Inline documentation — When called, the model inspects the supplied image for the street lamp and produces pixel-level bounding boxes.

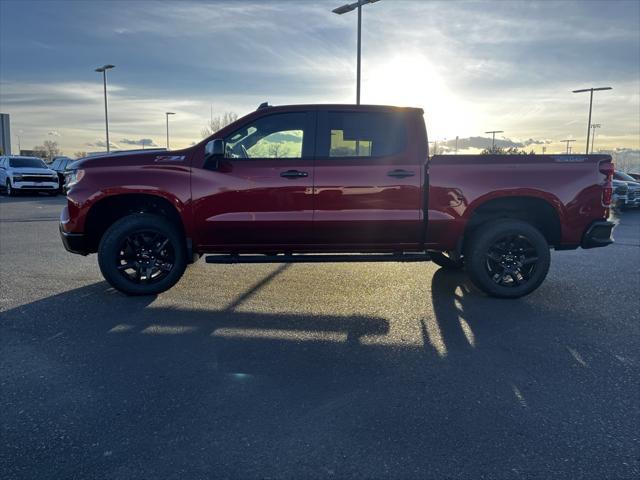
[165,112,175,149]
[561,139,575,154]
[332,0,381,105]
[485,130,504,151]
[590,123,601,154]
[95,64,115,152]
[572,86,612,154]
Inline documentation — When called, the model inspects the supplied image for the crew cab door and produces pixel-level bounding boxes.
[191,110,316,249]
[312,109,424,247]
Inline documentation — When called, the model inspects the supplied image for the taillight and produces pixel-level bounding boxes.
[599,160,614,207]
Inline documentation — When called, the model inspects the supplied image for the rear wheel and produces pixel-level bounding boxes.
[98,213,187,296]
[429,251,464,270]
[465,219,550,298]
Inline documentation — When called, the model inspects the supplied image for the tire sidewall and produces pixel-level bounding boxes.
[466,220,550,299]
[98,213,187,296]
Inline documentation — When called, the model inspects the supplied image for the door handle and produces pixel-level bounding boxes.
[280,170,309,179]
[387,169,415,178]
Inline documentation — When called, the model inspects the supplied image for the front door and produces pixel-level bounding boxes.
[312,109,423,248]
[192,110,316,250]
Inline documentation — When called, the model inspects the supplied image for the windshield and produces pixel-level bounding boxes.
[615,171,637,182]
[9,158,47,169]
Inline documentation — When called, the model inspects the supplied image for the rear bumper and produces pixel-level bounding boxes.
[59,223,89,255]
[581,220,615,249]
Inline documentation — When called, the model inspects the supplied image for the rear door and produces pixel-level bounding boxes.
[312,109,424,248]
[191,110,316,249]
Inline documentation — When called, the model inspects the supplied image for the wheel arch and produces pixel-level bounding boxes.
[84,193,189,255]
[462,194,563,250]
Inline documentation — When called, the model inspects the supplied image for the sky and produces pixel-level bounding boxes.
[0,0,639,157]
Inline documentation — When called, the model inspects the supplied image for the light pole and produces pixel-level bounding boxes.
[572,86,612,154]
[95,64,115,152]
[332,0,381,105]
[561,139,575,154]
[590,123,601,153]
[485,130,504,151]
[165,112,175,149]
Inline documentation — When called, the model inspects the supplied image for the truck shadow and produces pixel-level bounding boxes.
[1,267,631,479]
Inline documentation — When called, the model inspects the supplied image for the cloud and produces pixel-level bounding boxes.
[86,140,120,149]
[439,136,526,151]
[47,130,60,137]
[120,138,158,147]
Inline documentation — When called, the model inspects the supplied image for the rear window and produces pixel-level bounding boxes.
[327,111,406,158]
[9,158,47,168]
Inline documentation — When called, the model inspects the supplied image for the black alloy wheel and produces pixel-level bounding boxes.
[465,219,550,298]
[484,234,538,287]
[116,230,176,285]
[98,213,187,296]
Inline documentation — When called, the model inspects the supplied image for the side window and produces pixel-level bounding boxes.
[224,112,308,159]
[327,111,406,158]
[52,159,61,170]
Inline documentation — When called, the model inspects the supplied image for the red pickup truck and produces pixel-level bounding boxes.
[60,104,615,298]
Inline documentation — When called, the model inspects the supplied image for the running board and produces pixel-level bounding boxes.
[205,252,430,264]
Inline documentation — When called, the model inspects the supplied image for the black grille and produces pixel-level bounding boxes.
[18,175,56,182]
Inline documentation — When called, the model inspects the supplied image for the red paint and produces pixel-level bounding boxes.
[61,104,612,256]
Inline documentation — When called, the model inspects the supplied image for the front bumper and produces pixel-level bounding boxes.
[59,223,89,255]
[581,220,615,249]
[13,181,58,190]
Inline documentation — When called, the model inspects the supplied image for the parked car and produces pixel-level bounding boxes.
[60,103,615,299]
[614,171,640,208]
[0,155,59,196]
[50,156,75,192]
[612,180,628,210]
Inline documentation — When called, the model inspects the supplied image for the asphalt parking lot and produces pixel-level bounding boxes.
[1,194,638,480]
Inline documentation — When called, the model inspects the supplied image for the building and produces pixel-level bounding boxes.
[0,113,10,155]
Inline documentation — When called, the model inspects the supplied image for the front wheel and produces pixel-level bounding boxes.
[6,181,14,196]
[98,213,187,296]
[465,219,550,299]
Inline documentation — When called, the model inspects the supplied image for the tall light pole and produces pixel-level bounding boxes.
[165,112,175,149]
[95,64,115,152]
[572,86,612,154]
[561,139,575,154]
[590,123,601,153]
[485,130,504,151]
[332,0,381,105]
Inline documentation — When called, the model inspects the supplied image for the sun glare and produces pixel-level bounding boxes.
[364,54,477,140]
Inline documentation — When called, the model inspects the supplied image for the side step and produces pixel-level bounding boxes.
[205,252,431,264]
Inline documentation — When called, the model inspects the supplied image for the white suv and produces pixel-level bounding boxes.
[0,156,59,196]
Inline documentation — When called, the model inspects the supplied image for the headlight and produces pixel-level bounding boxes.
[13,174,22,181]
[65,169,85,187]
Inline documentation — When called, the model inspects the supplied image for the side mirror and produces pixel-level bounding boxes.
[204,139,225,170]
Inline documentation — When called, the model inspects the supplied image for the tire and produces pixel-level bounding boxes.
[464,219,550,299]
[6,180,14,196]
[429,251,464,270]
[98,213,187,296]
